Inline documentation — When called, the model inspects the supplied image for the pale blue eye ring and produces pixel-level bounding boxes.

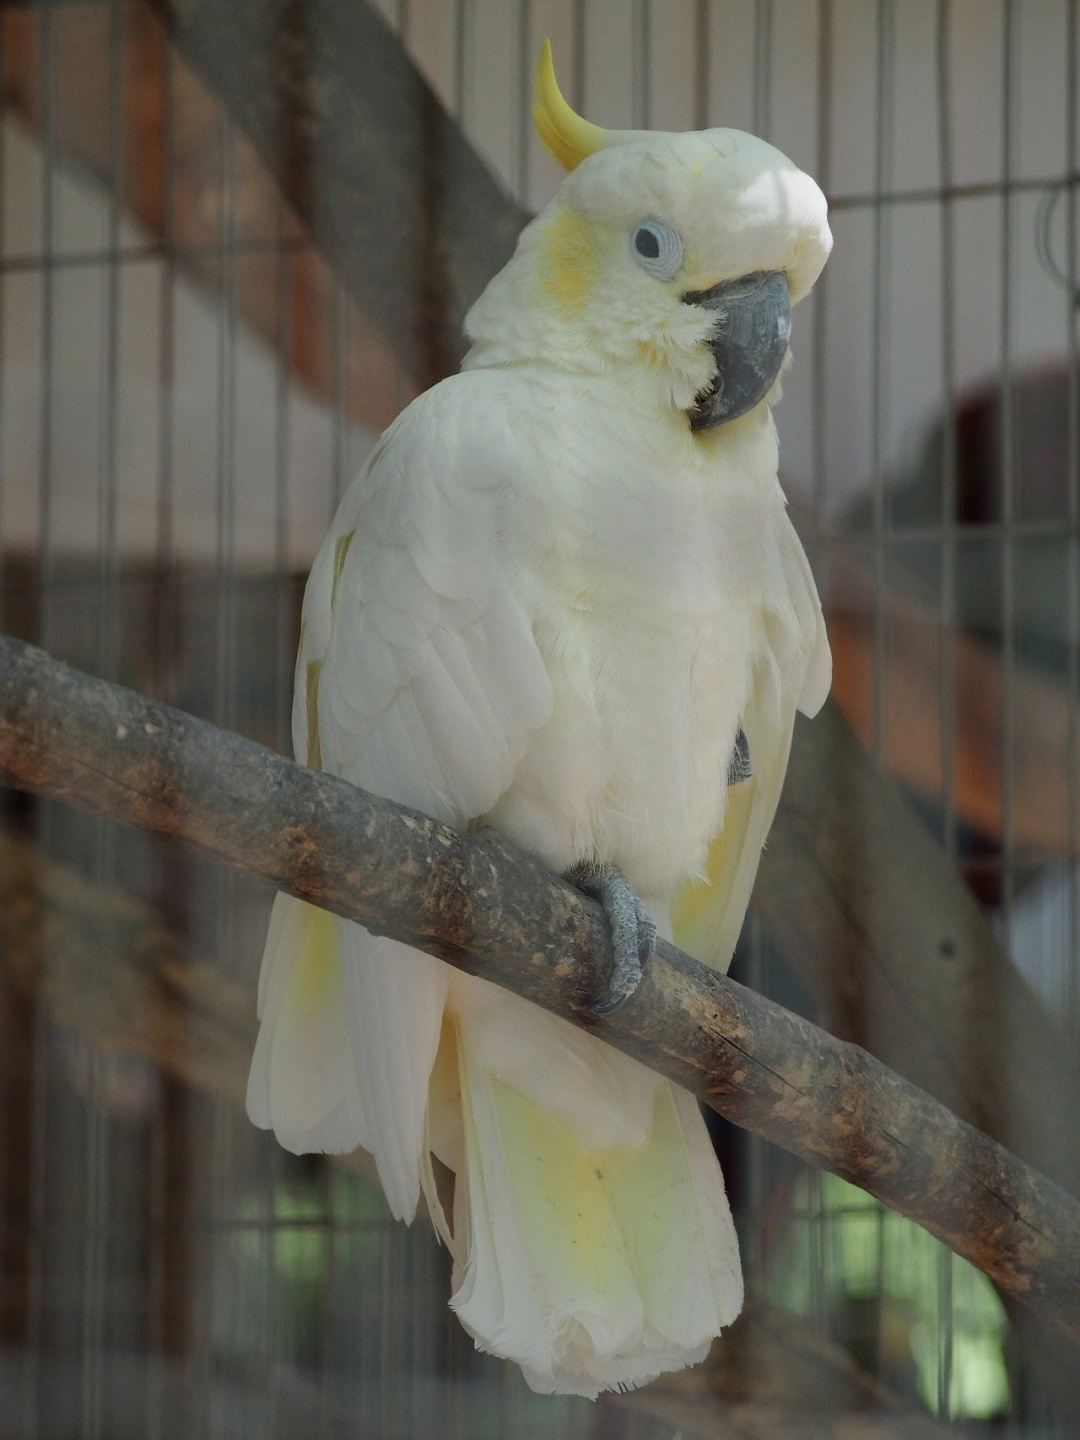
[630,219,685,280]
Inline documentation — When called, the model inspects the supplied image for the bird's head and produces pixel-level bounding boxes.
[464,43,832,430]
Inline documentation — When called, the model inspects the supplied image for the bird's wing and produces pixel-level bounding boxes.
[670,508,830,972]
[316,381,554,821]
[248,376,554,1219]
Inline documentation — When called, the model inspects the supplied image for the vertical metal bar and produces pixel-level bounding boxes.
[753,0,772,138]
[0,24,7,1389]
[25,9,58,1435]
[998,0,1025,1409]
[37,9,56,630]
[868,0,896,1376]
[273,221,294,754]
[99,0,122,687]
[935,4,959,897]
[810,0,832,563]
[934,0,958,1414]
[572,0,586,116]
[157,39,176,585]
[207,103,240,1440]
[454,0,467,124]
[747,0,778,1317]
[799,0,835,1347]
[317,1169,335,1438]
[693,0,709,131]
[0,26,6,628]
[1064,0,1080,1037]
[869,0,893,761]
[215,132,238,736]
[81,8,125,1430]
[330,287,347,514]
[148,29,178,1440]
[517,0,531,203]
[1000,0,1017,947]
[81,1046,105,1440]
[635,0,650,131]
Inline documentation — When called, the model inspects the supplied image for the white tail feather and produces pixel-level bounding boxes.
[247,894,449,1222]
[250,909,741,1396]
[246,893,365,1155]
[427,979,742,1397]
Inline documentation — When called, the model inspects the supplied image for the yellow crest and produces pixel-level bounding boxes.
[532,40,606,172]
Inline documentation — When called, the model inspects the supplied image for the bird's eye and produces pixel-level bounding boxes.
[630,220,684,281]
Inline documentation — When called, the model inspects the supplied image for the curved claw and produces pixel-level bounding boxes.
[566,862,656,1013]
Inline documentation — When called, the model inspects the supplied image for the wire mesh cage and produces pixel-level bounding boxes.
[1,0,1079,1436]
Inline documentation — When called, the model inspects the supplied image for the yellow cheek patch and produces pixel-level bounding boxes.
[542,209,598,315]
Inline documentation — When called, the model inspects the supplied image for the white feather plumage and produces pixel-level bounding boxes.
[247,116,831,1397]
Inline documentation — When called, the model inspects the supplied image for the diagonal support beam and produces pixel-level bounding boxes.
[145,0,530,390]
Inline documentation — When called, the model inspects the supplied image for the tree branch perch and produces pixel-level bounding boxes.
[1,631,1079,1345]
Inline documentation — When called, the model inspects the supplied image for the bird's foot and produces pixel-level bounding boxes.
[565,861,656,1014]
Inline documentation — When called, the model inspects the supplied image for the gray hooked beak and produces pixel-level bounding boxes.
[683,270,792,430]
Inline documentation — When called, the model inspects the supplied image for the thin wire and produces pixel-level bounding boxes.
[0,42,8,1416]
[753,0,772,138]
[997,0,1029,1403]
[1059,0,1080,1043]
[0,55,6,624]
[205,105,241,1440]
[747,0,779,1319]
[99,0,122,687]
[25,9,57,1431]
[272,228,294,752]
[0,232,310,274]
[454,0,467,126]
[810,0,833,564]
[517,0,531,205]
[868,0,897,1377]
[330,286,347,514]
[572,0,586,116]
[81,9,125,1434]
[148,32,179,1436]
[693,0,709,131]
[821,515,1080,543]
[316,1159,335,1439]
[869,0,894,761]
[635,0,649,130]
[396,0,412,447]
[1000,0,1017,953]
[806,0,833,1330]
[157,46,177,607]
[5,173,1080,283]
[935,0,959,1409]
[215,123,238,732]
[828,172,1080,210]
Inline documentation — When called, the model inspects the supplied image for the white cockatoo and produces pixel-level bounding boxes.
[247,45,831,1398]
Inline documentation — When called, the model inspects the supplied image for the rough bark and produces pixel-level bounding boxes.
[1,630,1079,1348]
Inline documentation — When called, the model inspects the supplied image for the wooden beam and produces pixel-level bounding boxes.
[143,0,530,389]
[827,549,1077,855]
